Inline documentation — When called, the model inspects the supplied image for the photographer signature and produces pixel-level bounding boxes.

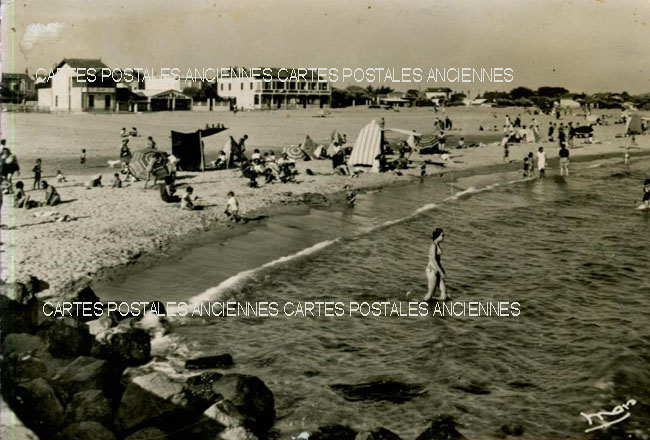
[580,399,636,433]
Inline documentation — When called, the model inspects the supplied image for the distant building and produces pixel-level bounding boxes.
[218,68,331,110]
[143,76,198,92]
[425,87,452,104]
[37,58,116,112]
[377,91,411,107]
[1,71,36,102]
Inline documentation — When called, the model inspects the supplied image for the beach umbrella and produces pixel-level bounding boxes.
[283,145,306,161]
[128,148,169,180]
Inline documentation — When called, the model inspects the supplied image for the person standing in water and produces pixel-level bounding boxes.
[559,144,570,176]
[536,147,546,178]
[423,228,448,301]
[642,179,650,209]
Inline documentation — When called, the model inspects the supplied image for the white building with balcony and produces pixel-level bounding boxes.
[218,68,330,110]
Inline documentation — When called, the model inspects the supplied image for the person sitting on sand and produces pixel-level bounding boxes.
[225,191,241,222]
[423,228,448,302]
[111,173,123,188]
[41,181,61,206]
[643,179,650,209]
[56,170,67,183]
[267,151,277,163]
[130,127,138,137]
[86,174,103,189]
[213,150,228,169]
[121,127,128,138]
[251,149,261,161]
[159,176,180,203]
[180,186,200,210]
[14,181,32,208]
[457,137,465,149]
[147,136,156,149]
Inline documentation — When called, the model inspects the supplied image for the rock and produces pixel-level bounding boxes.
[310,425,357,440]
[87,316,117,336]
[2,353,62,385]
[1,397,39,440]
[92,325,151,367]
[204,399,247,429]
[124,427,167,440]
[114,372,192,436]
[51,356,121,405]
[66,390,114,427]
[182,372,224,412]
[499,423,524,437]
[415,415,466,440]
[330,380,426,403]
[76,285,101,303]
[16,275,49,296]
[1,333,47,358]
[218,426,259,440]
[14,378,65,436]
[54,421,117,440]
[300,192,329,206]
[47,317,94,358]
[0,282,39,334]
[356,427,403,440]
[186,353,234,370]
[211,374,276,434]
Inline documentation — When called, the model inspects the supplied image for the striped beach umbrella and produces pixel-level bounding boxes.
[128,148,170,180]
[283,145,306,161]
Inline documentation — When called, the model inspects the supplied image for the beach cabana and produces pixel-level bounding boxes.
[349,119,383,171]
[626,114,644,135]
[171,126,228,171]
[129,148,169,180]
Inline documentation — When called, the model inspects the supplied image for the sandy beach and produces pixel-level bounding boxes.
[1,106,647,298]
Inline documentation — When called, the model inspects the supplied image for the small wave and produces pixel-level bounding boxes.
[186,239,339,307]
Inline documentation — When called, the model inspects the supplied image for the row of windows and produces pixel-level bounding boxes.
[219,81,329,92]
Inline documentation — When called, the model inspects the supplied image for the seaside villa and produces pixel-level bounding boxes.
[217,67,331,110]
[37,59,117,112]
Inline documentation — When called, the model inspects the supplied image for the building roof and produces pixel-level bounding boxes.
[1,73,33,81]
[426,87,452,93]
[56,58,111,70]
[135,89,190,99]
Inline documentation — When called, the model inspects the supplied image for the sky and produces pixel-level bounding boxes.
[2,0,650,95]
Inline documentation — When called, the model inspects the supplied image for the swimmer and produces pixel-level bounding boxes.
[643,179,650,209]
[423,228,449,301]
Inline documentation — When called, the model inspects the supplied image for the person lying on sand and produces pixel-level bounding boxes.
[41,181,61,206]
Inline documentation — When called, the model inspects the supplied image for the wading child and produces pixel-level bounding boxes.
[225,191,241,222]
[344,185,356,207]
[80,149,87,168]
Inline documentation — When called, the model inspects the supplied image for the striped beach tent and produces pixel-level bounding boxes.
[349,119,383,170]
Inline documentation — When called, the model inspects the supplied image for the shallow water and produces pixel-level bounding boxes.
[99,158,650,438]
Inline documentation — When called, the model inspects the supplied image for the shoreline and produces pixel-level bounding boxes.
[3,139,649,301]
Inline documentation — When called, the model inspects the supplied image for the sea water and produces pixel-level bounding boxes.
[98,157,650,438]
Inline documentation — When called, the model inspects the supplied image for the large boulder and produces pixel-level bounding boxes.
[0,281,39,335]
[124,427,167,440]
[46,317,94,358]
[92,325,151,367]
[1,333,47,358]
[211,374,275,435]
[181,372,224,412]
[113,372,191,436]
[310,425,357,440]
[51,356,122,405]
[415,415,466,440]
[186,353,234,370]
[14,378,66,436]
[204,399,247,429]
[54,421,117,440]
[65,389,114,427]
[356,427,403,440]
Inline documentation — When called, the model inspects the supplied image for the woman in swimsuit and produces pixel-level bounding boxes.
[424,228,448,301]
